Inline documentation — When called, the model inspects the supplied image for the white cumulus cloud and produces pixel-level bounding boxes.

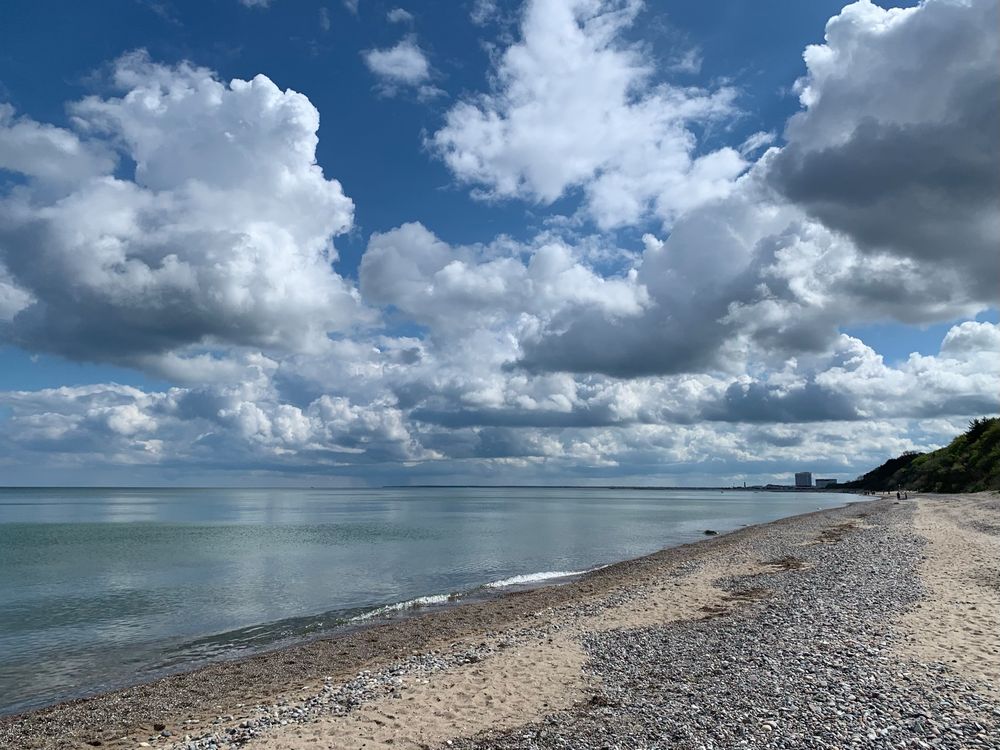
[768,0,999,300]
[0,103,115,183]
[387,7,413,23]
[363,38,438,97]
[431,0,747,229]
[514,0,999,378]
[0,52,363,365]
[360,222,649,332]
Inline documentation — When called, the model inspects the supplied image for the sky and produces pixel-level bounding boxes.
[0,0,997,486]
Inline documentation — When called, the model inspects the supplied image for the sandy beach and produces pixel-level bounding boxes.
[2,493,998,750]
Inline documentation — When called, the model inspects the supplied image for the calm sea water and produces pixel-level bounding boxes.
[0,486,857,715]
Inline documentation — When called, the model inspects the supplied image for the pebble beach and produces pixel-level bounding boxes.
[2,493,998,750]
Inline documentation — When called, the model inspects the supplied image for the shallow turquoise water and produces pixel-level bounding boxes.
[0,486,857,715]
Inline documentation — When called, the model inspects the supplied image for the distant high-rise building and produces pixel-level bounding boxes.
[795,471,813,488]
[815,478,837,488]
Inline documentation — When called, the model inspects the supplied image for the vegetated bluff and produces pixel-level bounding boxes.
[843,417,1000,493]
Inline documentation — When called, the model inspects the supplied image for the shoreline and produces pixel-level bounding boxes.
[0,494,861,719]
[5,493,998,749]
[0,497,869,748]
[0,568,589,721]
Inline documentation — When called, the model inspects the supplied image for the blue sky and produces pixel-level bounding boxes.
[3,1,886,248]
[0,0,996,485]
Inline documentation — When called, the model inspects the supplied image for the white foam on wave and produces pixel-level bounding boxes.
[351,594,452,622]
[349,565,609,624]
[484,570,587,589]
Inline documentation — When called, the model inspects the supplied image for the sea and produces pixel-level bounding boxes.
[0,486,859,716]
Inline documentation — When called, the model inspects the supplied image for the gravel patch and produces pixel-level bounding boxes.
[166,587,659,748]
[451,503,1000,749]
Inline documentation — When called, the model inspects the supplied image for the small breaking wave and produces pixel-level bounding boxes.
[484,570,588,588]
[347,567,605,625]
[350,594,454,622]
